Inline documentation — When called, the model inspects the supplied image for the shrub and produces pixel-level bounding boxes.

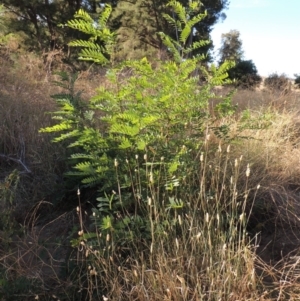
[40,2,261,299]
[264,72,290,92]
[41,1,235,198]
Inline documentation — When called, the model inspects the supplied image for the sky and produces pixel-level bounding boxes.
[210,0,300,78]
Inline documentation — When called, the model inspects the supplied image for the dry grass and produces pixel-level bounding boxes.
[0,56,64,204]
[66,136,262,301]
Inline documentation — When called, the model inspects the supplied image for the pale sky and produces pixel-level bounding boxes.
[210,0,300,78]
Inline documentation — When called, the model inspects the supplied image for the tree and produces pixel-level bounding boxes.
[0,0,96,51]
[228,60,262,89]
[108,0,229,61]
[108,0,167,61]
[0,4,26,53]
[2,0,229,64]
[218,29,243,65]
[217,30,262,89]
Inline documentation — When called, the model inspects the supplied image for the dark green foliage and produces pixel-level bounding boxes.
[0,170,20,241]
[264,73,290,92]
[294,73,300,88]
[228,60,262,89]
[1,0,79,51]
[109,0,167,61]
[108,0,229,61]
[2,0,228,65]
[0,275,38,301]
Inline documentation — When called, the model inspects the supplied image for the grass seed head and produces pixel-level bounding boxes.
[205,212,209,223]
[246,164,250,177]
[200,152,204,162]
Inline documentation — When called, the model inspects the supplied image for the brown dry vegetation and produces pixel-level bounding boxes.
[3,53,300,300]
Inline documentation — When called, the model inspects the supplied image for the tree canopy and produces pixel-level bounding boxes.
[0,0,96,51]
[108,0,229,61]
[217,30,261,89]
[1,0,229,63]
[218,29,243,65]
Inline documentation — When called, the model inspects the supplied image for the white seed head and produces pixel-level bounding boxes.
[234,158,238,167]
[205,212,209,223]
[149,172,154,183]
[77,189,80,196]
[200,152,204,162]
[246,164,250,177]
[114,158,118,167]
[90,268,98,276]
[178,214,182,225]
[227,145,230,153]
